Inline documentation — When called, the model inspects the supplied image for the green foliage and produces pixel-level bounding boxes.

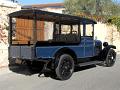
[64,0,120,32]
[64,0,96,15]
[64,0,120,15]
[108,16,120,31]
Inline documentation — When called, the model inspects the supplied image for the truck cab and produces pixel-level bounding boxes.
[8,9,116,80]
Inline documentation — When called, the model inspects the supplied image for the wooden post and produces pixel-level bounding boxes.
[70,25,73,34]
[83,24,86,36]
[9,17,12,45]
[92,24,94,38]
[78,23,80,36]
[59,21,61,34]
[33,11,37,44]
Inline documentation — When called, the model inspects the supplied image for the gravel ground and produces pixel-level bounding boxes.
[0,54,120,90]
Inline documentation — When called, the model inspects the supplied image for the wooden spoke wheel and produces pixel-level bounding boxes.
[104,49,116,67]
[55,54,74,80]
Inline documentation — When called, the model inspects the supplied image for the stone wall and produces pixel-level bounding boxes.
[106,25,120,52]
[0,6,120,67]
[94,22,120,52]
[0,3,21,68]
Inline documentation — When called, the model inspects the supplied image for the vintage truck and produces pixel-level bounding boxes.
[8,9,116,80]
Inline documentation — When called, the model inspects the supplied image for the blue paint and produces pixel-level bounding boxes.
[36,45,84,59]
[35,37,98,60]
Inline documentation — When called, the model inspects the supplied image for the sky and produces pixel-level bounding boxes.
[18,0,120,5]
[19,0,64,5]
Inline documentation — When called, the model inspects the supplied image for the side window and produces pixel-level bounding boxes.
[86,24,93,36]
[73,25,78,34]
[61,25,71,34]
[54,24,60,34]
[53,24,80,43]
[61,25,79,35]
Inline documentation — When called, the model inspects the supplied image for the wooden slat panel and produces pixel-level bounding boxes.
[15,18,32,44]
[14,18,44,44]
[37,21,44,41]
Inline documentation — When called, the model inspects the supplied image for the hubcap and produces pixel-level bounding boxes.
[60,58,73,78]
[107,53,115,65]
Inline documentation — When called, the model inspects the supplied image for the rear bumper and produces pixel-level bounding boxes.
[9,46,34,60]
[8,57,53,64]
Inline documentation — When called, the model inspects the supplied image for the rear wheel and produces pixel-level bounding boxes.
[55,54,74,80]
[103,49,116,67]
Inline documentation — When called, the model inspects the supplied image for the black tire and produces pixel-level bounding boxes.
[103,49,116,67]
[55,54,74,80]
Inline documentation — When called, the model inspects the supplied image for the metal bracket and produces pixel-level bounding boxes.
[38,62,51,77]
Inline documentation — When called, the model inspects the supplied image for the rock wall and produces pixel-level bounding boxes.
[94,22,120,52]
[0,5,120,67]
[106,25,120,52]
[0,2,21,68]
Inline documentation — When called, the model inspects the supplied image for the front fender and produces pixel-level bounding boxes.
[106,45,116,49]
[99,45,116,60]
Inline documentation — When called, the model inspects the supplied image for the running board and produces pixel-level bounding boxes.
[77,61,103,67]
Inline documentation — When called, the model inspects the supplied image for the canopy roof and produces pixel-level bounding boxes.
[9,9,97,25]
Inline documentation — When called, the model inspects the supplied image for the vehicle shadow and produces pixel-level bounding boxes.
[8,64,40,76]
[49,65,96,80]
[9,64,96,78]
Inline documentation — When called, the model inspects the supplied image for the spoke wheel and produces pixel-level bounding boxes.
[55,54,74,80]
[104,49,116,67]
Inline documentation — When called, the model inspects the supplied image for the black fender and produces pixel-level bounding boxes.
[103,42,116,49]
[99,44,116,61]
[105,45,116,49]
[54,47,77,64]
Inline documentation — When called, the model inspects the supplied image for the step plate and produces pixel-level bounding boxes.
[77,61,103,67]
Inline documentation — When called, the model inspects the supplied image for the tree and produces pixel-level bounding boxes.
[64,0,120,16]
[64,0,120,44]
[95,0,101,15]
[64,0,120,31]
[64,0,96,15]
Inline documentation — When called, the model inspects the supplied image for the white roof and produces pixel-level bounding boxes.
[0,0,18,7]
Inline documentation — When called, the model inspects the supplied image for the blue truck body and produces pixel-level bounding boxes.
[36,37,99,59]
[8,9,116,80]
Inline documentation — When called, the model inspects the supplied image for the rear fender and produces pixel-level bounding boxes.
[54,47,77,64]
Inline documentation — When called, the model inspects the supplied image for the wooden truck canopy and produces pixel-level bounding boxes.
[9,9,97,25]
[9,9,97,45]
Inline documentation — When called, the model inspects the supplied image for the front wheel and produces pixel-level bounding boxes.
[103,49,116,67]
[55,54,74,80]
